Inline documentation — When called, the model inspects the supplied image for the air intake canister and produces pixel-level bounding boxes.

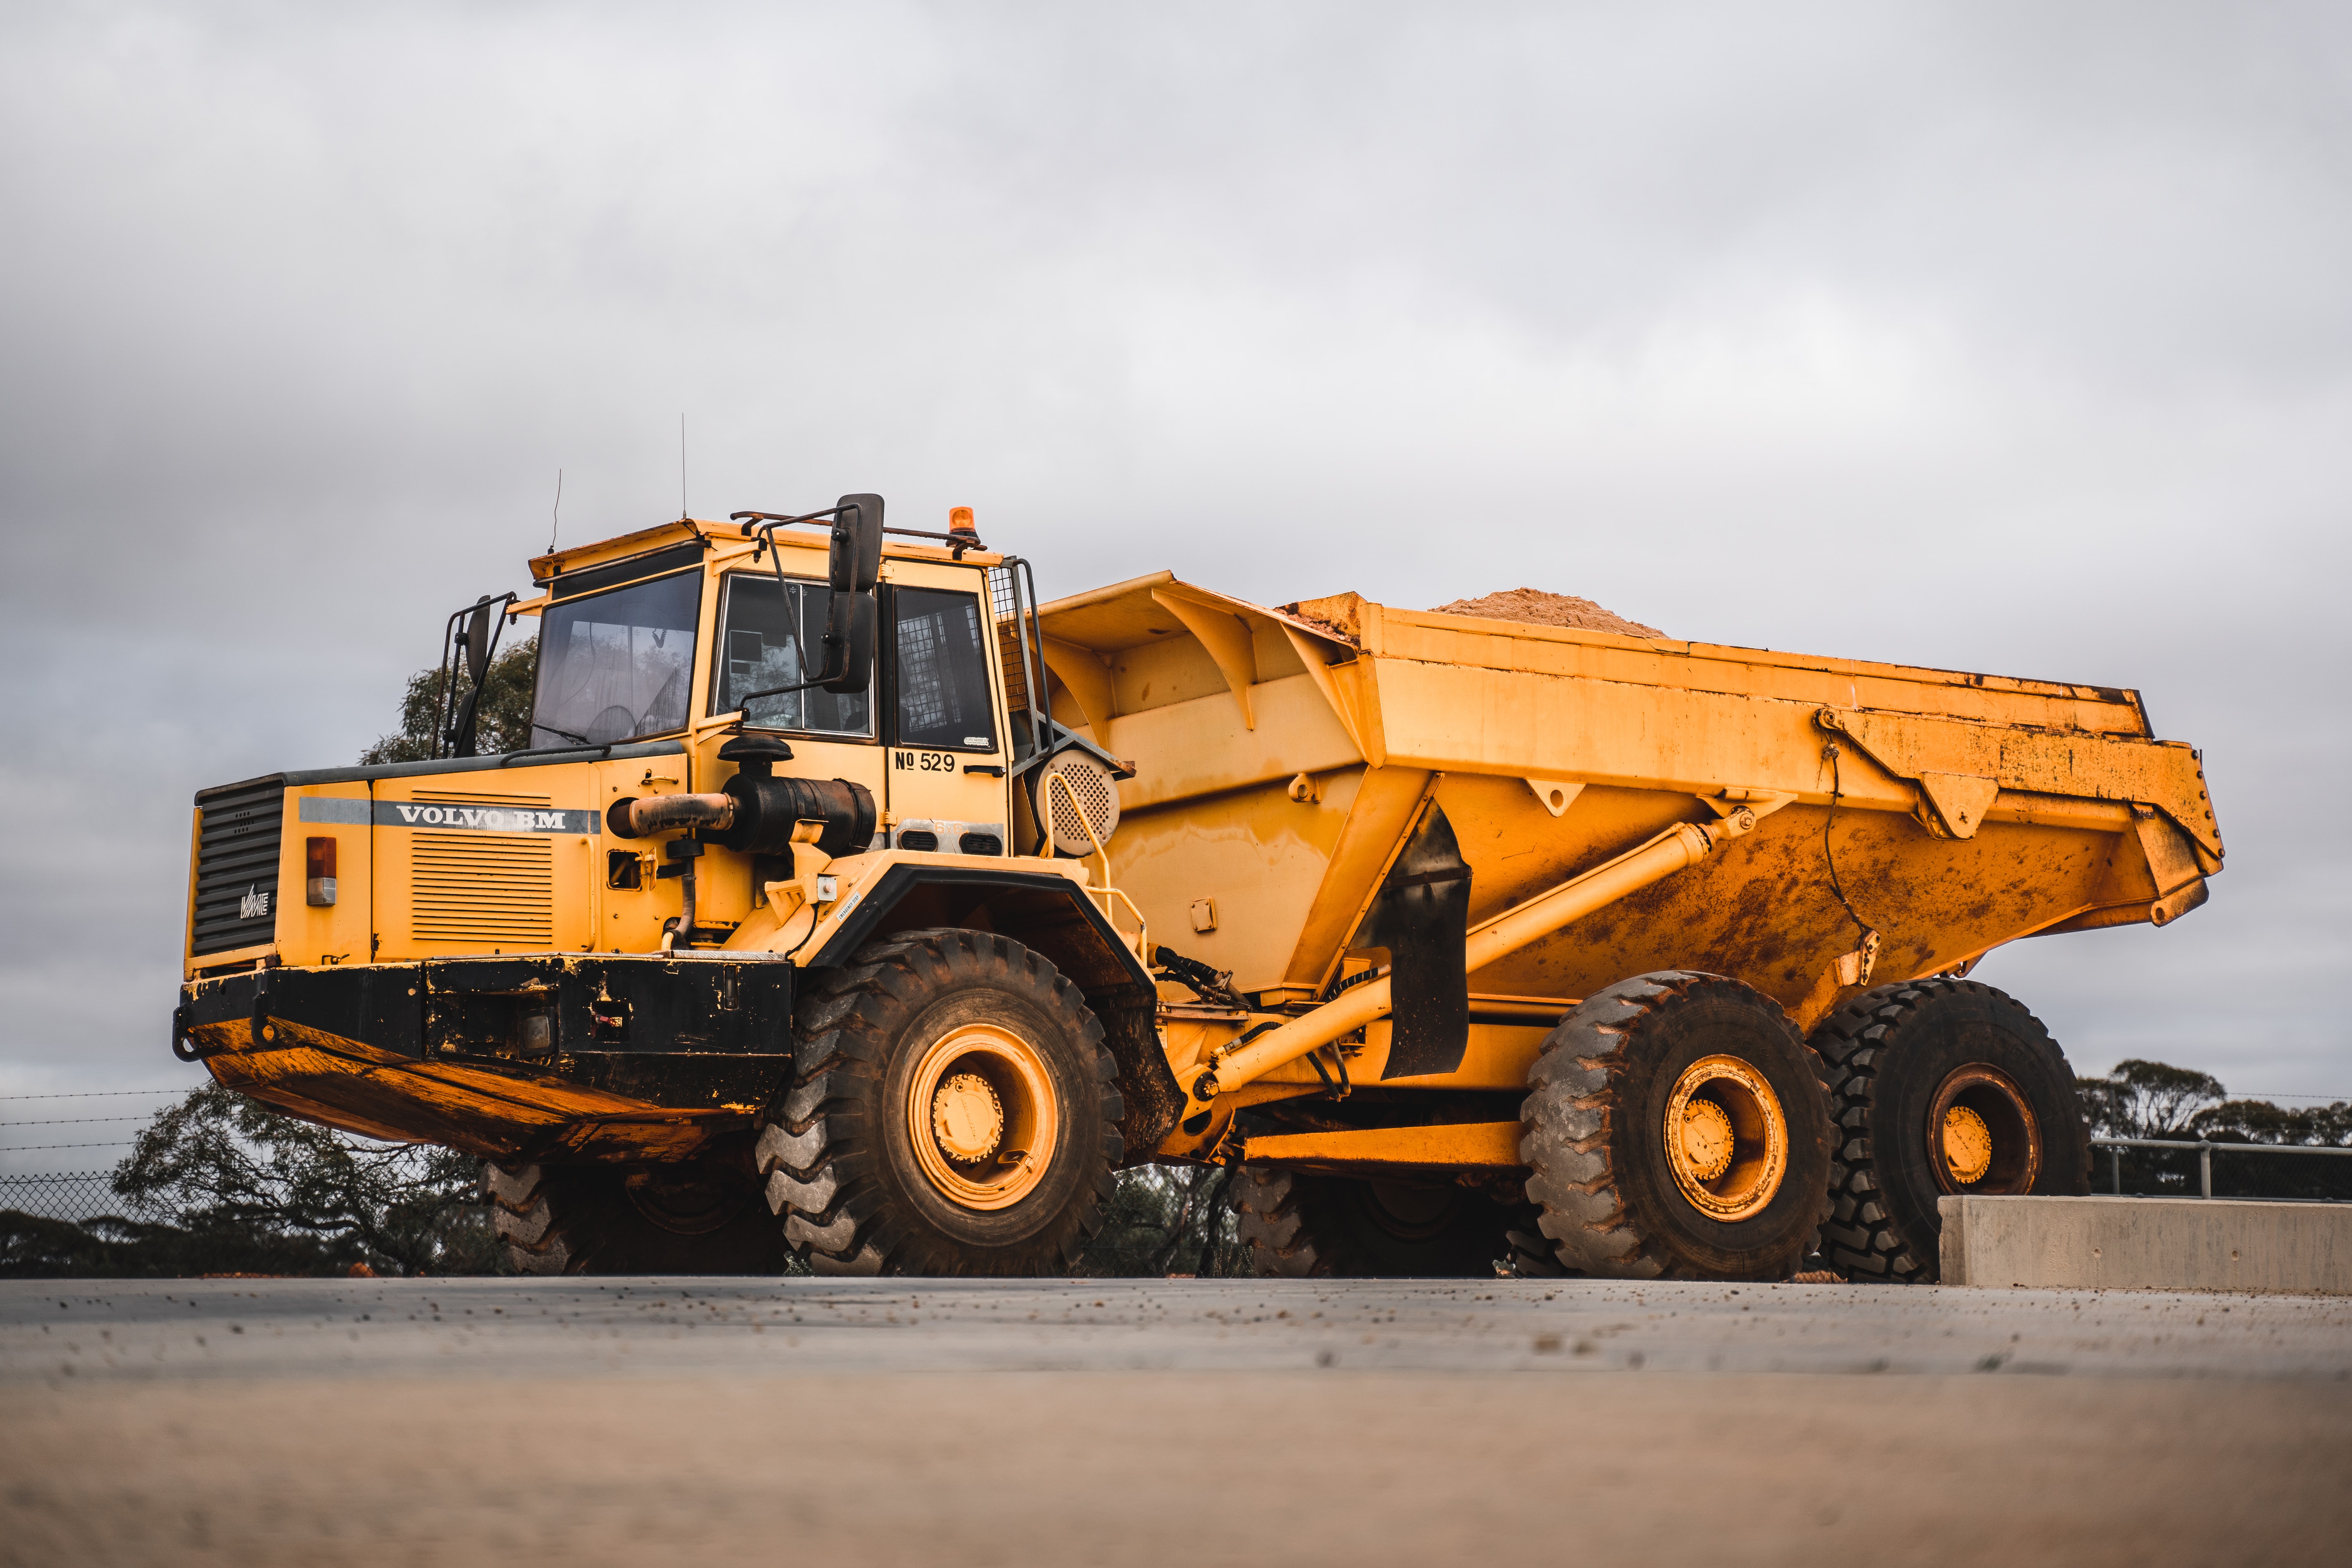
[717,771,875,858]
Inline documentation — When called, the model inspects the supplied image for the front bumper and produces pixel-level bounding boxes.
[175,954,796,1164]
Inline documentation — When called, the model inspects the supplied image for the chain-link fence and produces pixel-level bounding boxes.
[0,1170,161,1225]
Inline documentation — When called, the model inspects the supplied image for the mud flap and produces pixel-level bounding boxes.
[1354,803,1471,1078]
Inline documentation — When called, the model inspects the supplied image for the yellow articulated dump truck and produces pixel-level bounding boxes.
[175,495,2223,1282]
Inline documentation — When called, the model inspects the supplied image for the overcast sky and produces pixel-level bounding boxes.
[2,3,2345,1160]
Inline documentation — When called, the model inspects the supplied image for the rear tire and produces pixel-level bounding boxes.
[1812,978,2091,1283]
[1519,971,1833,1281]
[756,929,1123,1276]
[485,1160,781,1275]
[1231,1166,1524,1277]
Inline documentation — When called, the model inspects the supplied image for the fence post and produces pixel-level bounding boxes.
[2199,1142,2212,1199]
[2111,1146,2122,1195]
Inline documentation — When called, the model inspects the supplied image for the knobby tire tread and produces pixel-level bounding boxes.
[758,928,1123,1277]
[1811,976,2091,1284]
[1519,970,1834,1281]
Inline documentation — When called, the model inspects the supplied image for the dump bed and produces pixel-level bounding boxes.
[1036,576,2220,1030]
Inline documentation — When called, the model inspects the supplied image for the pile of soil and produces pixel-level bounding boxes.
[1428,587,1665,640]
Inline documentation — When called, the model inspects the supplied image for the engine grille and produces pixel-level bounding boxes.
[191,776,286,958]
[408,791,555,946]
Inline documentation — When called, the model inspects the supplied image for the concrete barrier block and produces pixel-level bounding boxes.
[1940,1195,2352,1294]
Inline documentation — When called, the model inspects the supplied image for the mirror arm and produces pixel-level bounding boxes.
[729,505,856,535]
[731,499,878,709]
[434,591,520,759]
[730,513,855,710]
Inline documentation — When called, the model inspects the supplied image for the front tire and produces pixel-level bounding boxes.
[756,929,1123,1276]
[1811,978,2091,1283]
[1519,971,1834,1281]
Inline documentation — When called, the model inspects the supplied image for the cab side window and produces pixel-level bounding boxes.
[891,588,997,752]
[713,572,874,737]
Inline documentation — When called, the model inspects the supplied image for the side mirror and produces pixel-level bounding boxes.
[819,493,881,695]
[821,590,876,695]
[461,598,496,682]
[830,493,883,594]
[444,592,509,758]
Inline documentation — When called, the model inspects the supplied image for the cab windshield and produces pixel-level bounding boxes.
[530,571,701,747]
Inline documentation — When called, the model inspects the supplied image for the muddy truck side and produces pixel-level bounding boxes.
[175,497,2221,1280]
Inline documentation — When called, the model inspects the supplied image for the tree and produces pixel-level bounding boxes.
[2076,1060,2351,1200]
[2075,1058,2225,1142]
[107,1085,496,1276]
[359,637,539,764]
[1077,1164,1247,1276]
[2,1086,500,1279]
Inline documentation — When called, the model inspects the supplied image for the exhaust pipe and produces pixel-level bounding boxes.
[607,794,734,838]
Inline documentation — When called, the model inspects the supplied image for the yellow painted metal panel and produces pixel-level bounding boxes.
[1303,592,2154,733]
[1819,705,2220,858]
[1114,771,1362,995]
[1277,766,1434,991]
[1243,1120,1524,1171]
[371,767,601,960]
[278,783,373,968]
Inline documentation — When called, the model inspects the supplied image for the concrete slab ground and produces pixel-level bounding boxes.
[4,1276,2348,1566]
[1943,1194,2352,1293]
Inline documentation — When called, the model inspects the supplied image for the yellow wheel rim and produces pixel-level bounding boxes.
[1941,1105,1993,1185]
[1663,1054,1789,1221]
[1928,1064,2041,1194]
[904,1023,1059,1211]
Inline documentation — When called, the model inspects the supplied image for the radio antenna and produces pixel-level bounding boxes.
[679,414,688,520]
[548,468,563,554]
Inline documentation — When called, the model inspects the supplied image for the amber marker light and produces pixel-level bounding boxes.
[306,836,338,907]
[948,505,977,538]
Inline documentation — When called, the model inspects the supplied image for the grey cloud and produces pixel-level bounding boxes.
[1,2,2344,1133]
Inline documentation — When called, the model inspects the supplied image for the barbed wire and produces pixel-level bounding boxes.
[0,1089,191,1101]
[1,1141,138,1152]
[2234,1092,2352,1103]
[0,1116,155,1127]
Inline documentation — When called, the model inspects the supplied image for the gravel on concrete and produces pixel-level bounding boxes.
[5,1276,2347,1567]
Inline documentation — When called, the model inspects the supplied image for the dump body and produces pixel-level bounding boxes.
[1033,576,2220,1136]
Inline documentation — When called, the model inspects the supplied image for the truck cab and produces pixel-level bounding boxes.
[175,499,1168,1231]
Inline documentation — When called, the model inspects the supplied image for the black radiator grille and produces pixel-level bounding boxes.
[191,776,286,958]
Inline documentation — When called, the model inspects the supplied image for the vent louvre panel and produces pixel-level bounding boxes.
[411,830,554,944]
[190,778,286,956]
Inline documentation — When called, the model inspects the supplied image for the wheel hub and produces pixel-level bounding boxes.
[1662,1054,1789,1222]
[1928,1063,2041,1194]
[1941,1104,1993,1185]
[1679,1099,1735,1182]
[933,1073,1005,1162]
[904,1023,1060,1212]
